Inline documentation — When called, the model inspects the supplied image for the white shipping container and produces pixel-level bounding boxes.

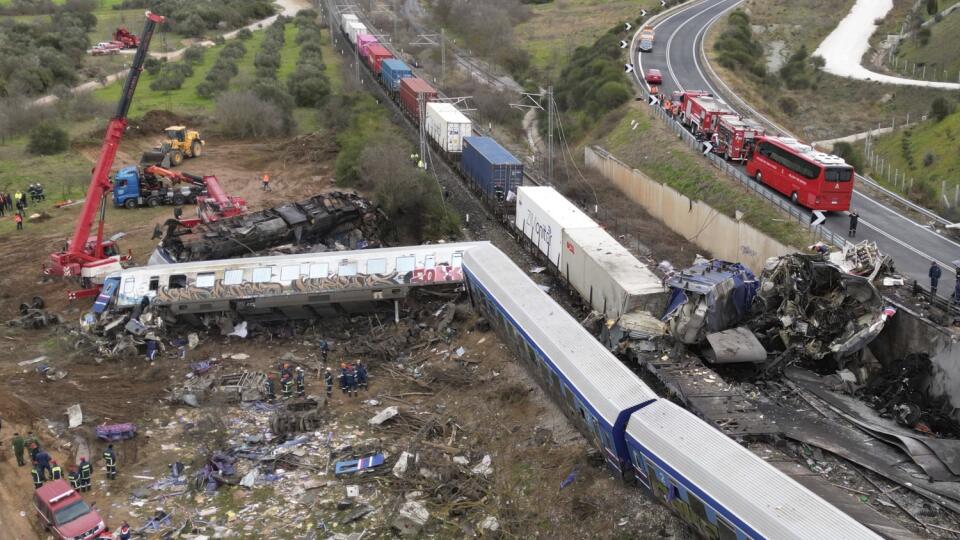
[341,13,359,30]
[424,103,472,153]
[346,22,367,44]
[562,227,668,320]
[514,186,598,268]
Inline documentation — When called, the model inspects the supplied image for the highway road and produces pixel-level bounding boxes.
[630,0,960,295]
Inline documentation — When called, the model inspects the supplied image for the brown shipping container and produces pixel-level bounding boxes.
[364,44,393,75]
[399,78,438,120]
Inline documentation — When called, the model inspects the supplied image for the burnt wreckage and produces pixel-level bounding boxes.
[154,192,381,263]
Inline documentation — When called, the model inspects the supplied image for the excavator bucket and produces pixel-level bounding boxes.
[140,143,172,168]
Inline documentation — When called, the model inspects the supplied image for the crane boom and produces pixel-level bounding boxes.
[47,11,165,282]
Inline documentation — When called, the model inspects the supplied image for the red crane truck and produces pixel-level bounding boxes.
[45,11,166,299]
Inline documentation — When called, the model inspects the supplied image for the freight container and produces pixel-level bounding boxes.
[561,227,669,320]
[514,186,598,268]
[399,77,437,119]
[364,44,393,75]
[340,13,358,31]
[357,34,378,59]
[380,59,412,92]
[461,136,523,202]
[424,102,472,154]
[346,21,367,45]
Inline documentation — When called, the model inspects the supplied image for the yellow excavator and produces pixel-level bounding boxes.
[141,126,204,167]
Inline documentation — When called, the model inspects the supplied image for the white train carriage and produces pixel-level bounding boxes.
[462,243,658,473]
[625,400,879,540]
[113,243,484,319]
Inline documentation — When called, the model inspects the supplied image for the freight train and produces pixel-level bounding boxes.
[339,13,524,209]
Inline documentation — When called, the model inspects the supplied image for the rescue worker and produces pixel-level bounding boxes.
[0,194,4,217]
[14,212,22,230]
[318,340,330,363]
[356,361,368,391]
[848,210,859,238]
[14,190,22,208]
[145,335,159,362]
[954,274,960,306]
[26,431,39,461]
[35,449,52,480]
[295,367,305,397]
[31,465,43,488]
[344,364,357,397]
[12,432,25,466]
[265,374,277,402]
[103,444,117,480]
[118,521,132,540]
[339,364,347,393]
[281,374,294,399]
[68,467,81,490]
[261,173,271,191]
[50,460,63,480]
[324,368,334,398]
[930,261,943,296]
[79,456,93,492]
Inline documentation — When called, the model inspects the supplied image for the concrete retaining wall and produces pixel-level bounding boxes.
[584,146,795,274]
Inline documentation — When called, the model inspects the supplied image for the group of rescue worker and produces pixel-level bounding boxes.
[12,431,117,492]
[261,340,370,402]
[264,363,307,401]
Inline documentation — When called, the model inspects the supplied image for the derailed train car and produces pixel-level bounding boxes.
[462,243,879,540]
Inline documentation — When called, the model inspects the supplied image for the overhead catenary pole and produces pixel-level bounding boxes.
[418,92,427,171]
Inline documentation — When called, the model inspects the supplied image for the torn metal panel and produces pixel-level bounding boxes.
[704,327,766,364]
[663,260,758,344]
[750,254,888,365]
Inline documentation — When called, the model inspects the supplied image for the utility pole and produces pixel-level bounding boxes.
[511,88,556,185]
[411,32,445,82]
[418,92,428,171]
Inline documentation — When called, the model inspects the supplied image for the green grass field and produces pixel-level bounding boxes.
[892,10,960,80]
[515,0,656,77]
[863,111,960,212]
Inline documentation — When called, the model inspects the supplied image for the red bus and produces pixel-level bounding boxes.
[746,136,854,211]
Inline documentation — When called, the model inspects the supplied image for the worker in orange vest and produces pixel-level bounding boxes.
[261,173,271,191]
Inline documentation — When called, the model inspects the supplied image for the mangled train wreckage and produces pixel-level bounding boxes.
[151,192,381,264]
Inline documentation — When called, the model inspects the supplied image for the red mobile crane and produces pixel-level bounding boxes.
[143,165,248,225]
[45,11,165,299]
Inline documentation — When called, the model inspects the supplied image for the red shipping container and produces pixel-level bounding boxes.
[364,44,393,75]
[399,77,438,120]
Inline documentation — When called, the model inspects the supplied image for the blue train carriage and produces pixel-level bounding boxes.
[460,136,524,206]
[625,400,880,540]
[380,59,412,94]
[462,243,658,474]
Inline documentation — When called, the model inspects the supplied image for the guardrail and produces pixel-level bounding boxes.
[648,104,845,249]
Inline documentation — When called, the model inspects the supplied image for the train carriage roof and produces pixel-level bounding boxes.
[463,243,657,424]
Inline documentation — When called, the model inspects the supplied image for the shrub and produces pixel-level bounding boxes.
[714,10,765,75]
[917,28,932,46]
[778,97,799,115]
[215,91,291,137]
[183,45,206,65]
[27,123,69,155]
[145,57,163,76]
[236,28,253,40]
[923,152,935,167]
[926,0,938,15]
[831,141,864,171]
[931,97,953,121]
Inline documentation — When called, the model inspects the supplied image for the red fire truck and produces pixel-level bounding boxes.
[711,116,765,162]
[681,94,735,138]
[746,136,855,211]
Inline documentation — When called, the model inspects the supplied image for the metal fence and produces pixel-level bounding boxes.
[648,104,846,249]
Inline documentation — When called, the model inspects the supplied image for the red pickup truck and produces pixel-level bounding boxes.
[34,480,108,540]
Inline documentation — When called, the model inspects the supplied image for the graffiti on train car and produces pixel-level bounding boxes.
[410,265,462,284]
[149,265,463,305]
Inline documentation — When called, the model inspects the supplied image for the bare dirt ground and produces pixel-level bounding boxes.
[0,111,683,538]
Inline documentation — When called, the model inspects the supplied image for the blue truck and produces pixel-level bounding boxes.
[112,165,204,209]
[460,136,524,203]
[380,59,412,93]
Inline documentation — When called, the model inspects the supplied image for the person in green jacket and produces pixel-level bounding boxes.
[12,433,25,466]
